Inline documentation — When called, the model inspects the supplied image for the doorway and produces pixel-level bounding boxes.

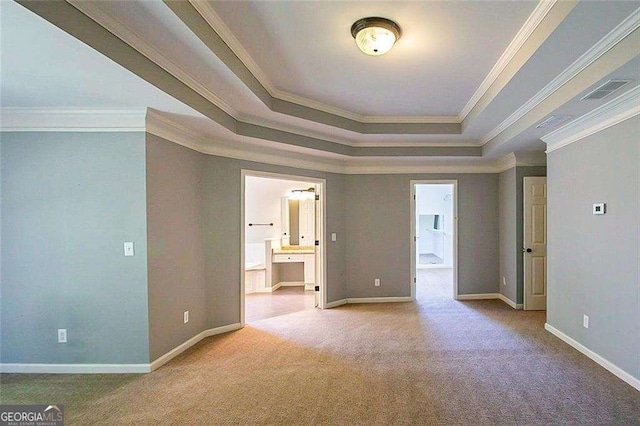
[411,181,458,301]
[241,171,326,325]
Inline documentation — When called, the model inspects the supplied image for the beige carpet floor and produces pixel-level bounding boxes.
[1,270,639,425]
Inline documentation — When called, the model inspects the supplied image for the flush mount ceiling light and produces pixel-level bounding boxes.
[351,17,401,56]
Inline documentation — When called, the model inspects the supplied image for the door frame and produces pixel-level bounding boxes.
[410,180,459,300]
[241,170,327,326]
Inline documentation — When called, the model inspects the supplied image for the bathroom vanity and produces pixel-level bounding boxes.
[266,240,316,291]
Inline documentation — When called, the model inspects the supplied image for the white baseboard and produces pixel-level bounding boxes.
[0,363,151,374]
[0,323,244,374]
[457,293,500,300]
[304,284,316,291]
[326,297,412,308]
[150,322,243,371]
[326,299,348,308]
[255,283,281,293]
[279,281,304,287]
[347,297,413,304]
[497,294,523,309]
[545,323,640,391]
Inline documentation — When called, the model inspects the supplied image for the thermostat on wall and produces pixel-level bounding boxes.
[592,203,606,215]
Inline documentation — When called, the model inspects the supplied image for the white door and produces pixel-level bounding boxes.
[523,177,547,311]
[298,198,315,245]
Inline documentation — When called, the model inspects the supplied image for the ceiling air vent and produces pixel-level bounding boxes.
[536,115,573,129]
[581,79,631,100]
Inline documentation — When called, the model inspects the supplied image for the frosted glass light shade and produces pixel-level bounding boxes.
[351,17,401,56]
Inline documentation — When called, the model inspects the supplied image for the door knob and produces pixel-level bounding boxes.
[524,248,532,253]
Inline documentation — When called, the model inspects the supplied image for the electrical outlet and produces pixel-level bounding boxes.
[184,311,189,324]
[374,278,381,287]
[502,277,507,286]
[583,315,589,329]
[57,329,67,343]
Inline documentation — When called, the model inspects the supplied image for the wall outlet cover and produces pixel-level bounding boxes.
[592,203,606,215]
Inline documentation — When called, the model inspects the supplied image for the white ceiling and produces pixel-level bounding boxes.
[209,0,538,117]
[1,0,639,170]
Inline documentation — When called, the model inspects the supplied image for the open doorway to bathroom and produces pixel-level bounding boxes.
[241,171,325,325]
[411,181,458,302]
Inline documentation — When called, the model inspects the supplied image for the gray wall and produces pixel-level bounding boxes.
[345,174,499,298]
[1,132,150,364]
[499,166,547,304]
[547,116,639,380]
[146,135,207,361]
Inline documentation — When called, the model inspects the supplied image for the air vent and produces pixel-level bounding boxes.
[536,115,573,129]
[581,79,631,100]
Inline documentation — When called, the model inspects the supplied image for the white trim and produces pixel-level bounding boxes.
[0,363,151,374]
[545,323,640,391]
[2,107,539,175]
[481,8,640,146]
[345,164,499,175]
[326,299,348,308]
[0,323,244,374]
[0,108,146,132]
[495,152,547,172]
[498,293,524,309]
[459,0,557,120]
[254,283,281,293]
[67,1,238,118]
[150,323,243,371]
[456,293,501,300]
[543,84,640,153]
[278,281,305,287]
[325,297,413,307]
[346,297,413,304]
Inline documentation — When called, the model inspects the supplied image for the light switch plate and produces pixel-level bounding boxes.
[331,233,337,242]
[124,242,135,256]
[592,203,606,215]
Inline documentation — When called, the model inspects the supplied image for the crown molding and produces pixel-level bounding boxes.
[146,109,347,174]
[496,153,518,172]
[0,108,146,132]
[459,0,557,121]
[147,110,511,174]
[542,84,640,153]
[481,7,640,146]
[67,0,238,119]
[190,0,552,126]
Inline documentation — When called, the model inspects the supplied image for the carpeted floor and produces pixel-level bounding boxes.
[1,270,639,425]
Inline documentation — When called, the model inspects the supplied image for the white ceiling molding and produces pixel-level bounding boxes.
[68,0,238,119]
[514,151,548,166]
[147,109,511,174]
[0,108,147,132]
[146,109,347,174]
[459,0,557,121]
[496,153,518,172]
[343,163,501,175]
[237,114,478,148]
[191,0,553,125]
[542,84,640,153]
[481,7,640,146]
[494,151,547,172]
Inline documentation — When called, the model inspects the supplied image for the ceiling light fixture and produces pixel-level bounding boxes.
[351,17,401,56]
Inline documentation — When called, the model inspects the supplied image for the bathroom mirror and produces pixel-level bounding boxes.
[281,193,315,246]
